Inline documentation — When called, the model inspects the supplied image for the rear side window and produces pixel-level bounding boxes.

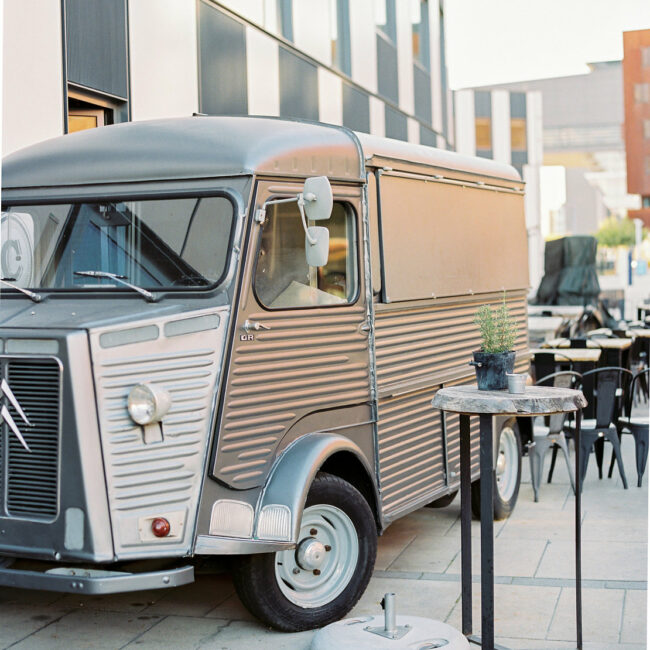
[254,201,358,309]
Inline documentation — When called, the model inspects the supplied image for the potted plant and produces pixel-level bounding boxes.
[471,294,517,390]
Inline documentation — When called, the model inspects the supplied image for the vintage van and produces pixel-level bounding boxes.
[0,116,530,631]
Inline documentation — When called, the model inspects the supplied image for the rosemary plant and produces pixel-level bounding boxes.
[475,295,517,354]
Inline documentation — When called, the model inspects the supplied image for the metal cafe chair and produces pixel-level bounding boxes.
[608,368,650,487]
[562,367,633,491]
[532,351,573,383]
[528,371,581,501]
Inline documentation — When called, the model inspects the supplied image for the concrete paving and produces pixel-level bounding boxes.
[0,427,647,649]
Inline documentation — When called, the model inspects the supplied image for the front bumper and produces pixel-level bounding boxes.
[0,558,194,594]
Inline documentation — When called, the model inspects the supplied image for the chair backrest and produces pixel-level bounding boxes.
[533,352,573,384]
[535,371,582,433]
[580,367,633,429]
[570,338,588,349]
[623,368,650,418]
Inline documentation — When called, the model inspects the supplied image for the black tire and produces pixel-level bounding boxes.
[232,472,377,631]
[426,489,459,508]
[471,418,522,520]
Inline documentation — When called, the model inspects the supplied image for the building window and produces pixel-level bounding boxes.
[475,117,492,150]
[330,0,351,75]
[646,155,650,176]
[634,82,650,103]
[375,0,396,43]
[275,0,293,41]
[644,119,650,139]
[67,86,122,133]
[511,118,527,151]
[642,46,650,68]
[411,0,430,70]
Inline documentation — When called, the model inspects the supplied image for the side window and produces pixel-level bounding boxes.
[254,201,358,309]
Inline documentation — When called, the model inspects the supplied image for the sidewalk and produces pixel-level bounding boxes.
[0,435,647,649]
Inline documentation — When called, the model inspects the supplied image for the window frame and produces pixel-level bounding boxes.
[251,197,362,312]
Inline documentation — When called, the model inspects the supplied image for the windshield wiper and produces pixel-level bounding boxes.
[0,278,42,303]
[74,270,156,302]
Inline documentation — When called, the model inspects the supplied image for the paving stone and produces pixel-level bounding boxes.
[123,615,229,648]
[143,574,235,617]
[55,588,168,613]
[204,592,257,622]
[375,524,417,571]
[446,583,560,640]
[350,575,461,624]
[547,587,625,644]
[497,507,577,541]
[446,537,548,578]
[0,603,69,647]
[387,533,461,573]
[0,587,65,607]
[620,588,647,644]
[197,620,314,649]
[536,540,647,582]
[9,608,161,649]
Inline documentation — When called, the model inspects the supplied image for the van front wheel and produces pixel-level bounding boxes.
[471,419,522,520]
[232,473,377,631]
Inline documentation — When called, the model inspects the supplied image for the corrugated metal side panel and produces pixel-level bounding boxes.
[377,387,445,519]
[375,292,529,395]
[216,306,371,489]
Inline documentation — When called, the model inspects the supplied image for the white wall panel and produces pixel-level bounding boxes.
[318,68,342,125]
[428,1,442,134]
[491,90,511,164]
[220,0,265,25]
[527,91,543,166]
[292,0,331,65]
[2,0,64,155]
[369,96,385,137]
[407,117,419,144]
[454,90,475,156]
[128,0,198,121]
[395,0,414,114]
[349,0,377,93]
[247,27,280,116]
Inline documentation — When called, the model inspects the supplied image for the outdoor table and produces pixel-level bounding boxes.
[530,347,601,364]
[627,327,650,338]
[432,386,587,650]
[527,305,585,318]
[528,316,564,346]
[542,337,631,351]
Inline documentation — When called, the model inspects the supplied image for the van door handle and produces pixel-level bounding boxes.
[243,319,271,333]
[359,322,371,334]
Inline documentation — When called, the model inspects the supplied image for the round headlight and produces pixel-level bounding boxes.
[127,384,171,426]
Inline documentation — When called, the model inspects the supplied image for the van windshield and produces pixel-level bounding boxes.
[0,196,234,291]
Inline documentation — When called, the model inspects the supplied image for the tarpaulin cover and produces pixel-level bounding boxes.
[534,236,600,305]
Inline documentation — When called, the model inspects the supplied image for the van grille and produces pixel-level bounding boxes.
[1,358,61,519]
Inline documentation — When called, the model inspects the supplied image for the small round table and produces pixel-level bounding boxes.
[432,386,587,650]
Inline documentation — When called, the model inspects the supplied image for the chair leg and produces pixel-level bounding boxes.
[604,429,629,489]
[631,428,649,488]
[529,437,554,502]
[579,432,598,491]
[547,444,559,483]
[557,434,576,495]
[608,426,623,479]
[594,437,605,479]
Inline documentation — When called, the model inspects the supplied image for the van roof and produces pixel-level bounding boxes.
[2,116,521,192]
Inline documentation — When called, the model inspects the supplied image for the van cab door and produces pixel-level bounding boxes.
[211,180,372,490]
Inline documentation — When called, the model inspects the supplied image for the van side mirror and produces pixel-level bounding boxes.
[305,226,330,267]
[302,176,333,221]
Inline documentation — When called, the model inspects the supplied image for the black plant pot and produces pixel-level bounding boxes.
[471,350,516,391]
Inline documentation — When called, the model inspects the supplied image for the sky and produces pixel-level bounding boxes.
[445,0,650,89]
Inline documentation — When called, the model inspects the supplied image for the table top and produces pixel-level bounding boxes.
[528,316,564,331]
[543,337,632,350]
[628,328,650,338]
[527,305,585,318]
[530,347,601,362]
[432,385,587,416]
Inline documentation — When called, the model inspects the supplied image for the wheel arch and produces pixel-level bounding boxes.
[257,433,379,543]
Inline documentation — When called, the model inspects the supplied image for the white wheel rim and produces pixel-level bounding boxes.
[274,503,358,608]
[496,426,518,501]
